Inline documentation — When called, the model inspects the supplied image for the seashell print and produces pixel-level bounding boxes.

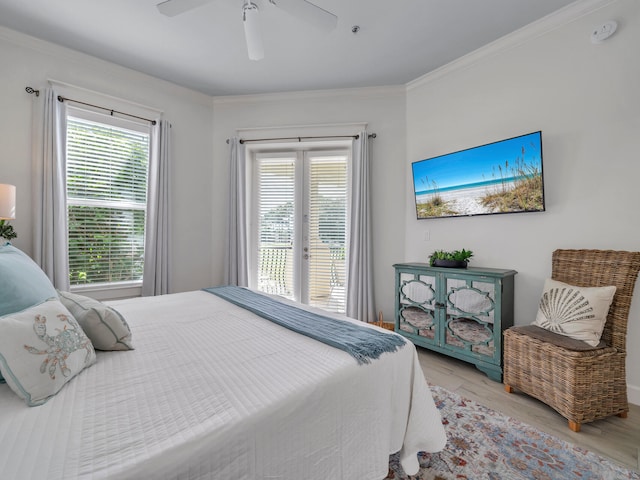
[537,287,595,333]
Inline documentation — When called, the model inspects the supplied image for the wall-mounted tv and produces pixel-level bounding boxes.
[412,131,545,219]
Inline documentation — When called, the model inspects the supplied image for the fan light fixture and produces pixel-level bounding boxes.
[156,0,337,61]
[243,1,264,61]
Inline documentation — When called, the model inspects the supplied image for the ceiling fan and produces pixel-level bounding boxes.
[156,0,338,61]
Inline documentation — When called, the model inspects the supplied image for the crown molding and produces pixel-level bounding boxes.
[0,26,212,105]
[407,0,617,91]
[0,26,122,72]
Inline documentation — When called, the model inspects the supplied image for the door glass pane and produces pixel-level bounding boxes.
[252,149,349,315]
[256,158,295,298]
[444,277,496,357]
[307,154,347,313]
[398,273,437,340]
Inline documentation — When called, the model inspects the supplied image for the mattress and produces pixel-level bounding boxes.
[0,290,446,479]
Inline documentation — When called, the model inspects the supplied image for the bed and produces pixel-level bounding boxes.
[0,253,446,480]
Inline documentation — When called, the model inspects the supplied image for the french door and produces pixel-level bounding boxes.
[249,149,349,313]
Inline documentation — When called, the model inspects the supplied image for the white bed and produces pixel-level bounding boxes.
[0,290,446,480]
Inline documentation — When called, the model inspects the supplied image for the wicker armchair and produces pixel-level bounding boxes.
[503,249,640,432]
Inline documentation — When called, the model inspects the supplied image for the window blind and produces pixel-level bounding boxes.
[66,115,149,286]
[256,157,296,297]
[307,155,347,313]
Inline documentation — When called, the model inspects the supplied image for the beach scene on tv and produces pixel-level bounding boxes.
[412,132,544,219]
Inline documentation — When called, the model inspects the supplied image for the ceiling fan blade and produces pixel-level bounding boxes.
[243,3,264,61]
[156,0,214,17]
[268,0,337,32]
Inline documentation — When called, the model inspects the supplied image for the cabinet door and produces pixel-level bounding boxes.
[397,271,438,344]
[443,275,498,362]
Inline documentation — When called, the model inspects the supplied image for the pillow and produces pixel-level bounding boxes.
[0,299,96,406]
[533,278,616,347]
[0,243,58,317]
[0,243,59,383]
[57,290,134,351]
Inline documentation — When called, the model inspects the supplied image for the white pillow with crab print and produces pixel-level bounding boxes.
[0,299,96,406]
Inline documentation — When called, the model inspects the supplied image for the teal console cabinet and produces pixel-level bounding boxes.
[394,263,516,382]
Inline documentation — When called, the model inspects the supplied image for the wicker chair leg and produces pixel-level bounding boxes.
[504,384,513,393]
[618,412,628,419]
[568,420,581,432]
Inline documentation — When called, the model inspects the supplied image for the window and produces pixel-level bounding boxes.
[66,108,150,288]
[249,148,349,313]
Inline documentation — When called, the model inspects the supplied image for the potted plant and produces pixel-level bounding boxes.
[0,220,17,242]
[428,249,473,268]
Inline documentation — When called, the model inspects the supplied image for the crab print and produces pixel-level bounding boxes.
[24,313,93,380]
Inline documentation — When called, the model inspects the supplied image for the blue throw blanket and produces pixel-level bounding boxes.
[203,286,405,365]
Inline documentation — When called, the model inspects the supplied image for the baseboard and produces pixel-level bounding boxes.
[628,384,640,406]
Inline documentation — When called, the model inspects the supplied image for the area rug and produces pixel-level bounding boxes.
[387,385,639,480]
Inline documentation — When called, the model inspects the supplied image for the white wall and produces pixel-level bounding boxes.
[2,0,638,403]
[211,88,407,319]
[405,0,640,402]
[0,27,215,293]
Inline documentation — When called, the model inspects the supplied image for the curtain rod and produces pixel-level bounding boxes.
[57,95,157,126]
[24,86,157,125]
[226,133,377,144]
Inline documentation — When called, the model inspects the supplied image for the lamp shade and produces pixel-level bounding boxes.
[0,184,16,220]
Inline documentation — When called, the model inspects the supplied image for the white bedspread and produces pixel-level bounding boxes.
[0,291,445,479]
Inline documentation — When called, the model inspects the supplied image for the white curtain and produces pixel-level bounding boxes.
[224,138,248,286]
[346,131,376,322]
[32,88,70,290]
[142,119,172,296]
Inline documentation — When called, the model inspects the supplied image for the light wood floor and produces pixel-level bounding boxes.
[417,347,640,473]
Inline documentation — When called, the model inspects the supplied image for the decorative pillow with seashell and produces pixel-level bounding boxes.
[533,278,616,347]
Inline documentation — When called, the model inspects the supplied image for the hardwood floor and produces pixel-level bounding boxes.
[417,347,640,472]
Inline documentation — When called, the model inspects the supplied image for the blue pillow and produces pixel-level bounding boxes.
[0,244,58,317]
[0,244,58,384]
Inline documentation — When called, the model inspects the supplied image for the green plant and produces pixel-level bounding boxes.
[0,220,17,241]
[429,248,473,266]
[480,143,544,213]
[415,176,459,218]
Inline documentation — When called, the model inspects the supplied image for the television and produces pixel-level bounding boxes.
[412,131,545,219]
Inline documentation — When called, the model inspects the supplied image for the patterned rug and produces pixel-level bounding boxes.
[387,385,639,480]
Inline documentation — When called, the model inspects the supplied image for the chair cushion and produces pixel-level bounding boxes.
[532,278,616,347]
[508,325,605,351]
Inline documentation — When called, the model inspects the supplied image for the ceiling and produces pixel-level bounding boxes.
[0,0,578,97]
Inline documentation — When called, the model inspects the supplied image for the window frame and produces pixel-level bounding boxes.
[65,106,151,299]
